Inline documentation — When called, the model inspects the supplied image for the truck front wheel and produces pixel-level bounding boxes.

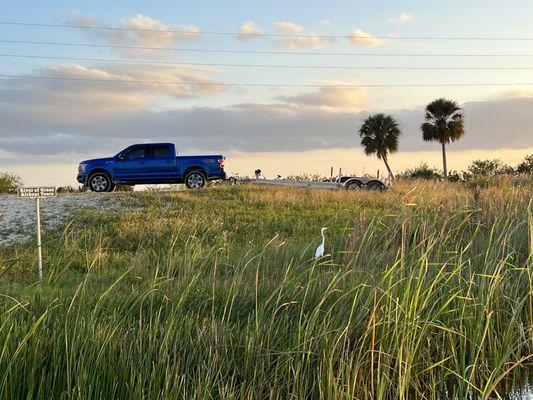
[185,170,206,189]
[88,172,115,192]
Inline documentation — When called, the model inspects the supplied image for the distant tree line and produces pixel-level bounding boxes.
[398,154,533,181]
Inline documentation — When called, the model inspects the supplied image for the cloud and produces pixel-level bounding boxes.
[276,87,366,112]
[0,62,226,128]
[1,77,532,158]
[319,20,331,27]
[348,29,383,46]
[273,21,330,49]
[70,13,201,58]
[388,13,414,24]
[274,21,304,34]
[237,21,264,40]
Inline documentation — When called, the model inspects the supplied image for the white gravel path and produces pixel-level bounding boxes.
[0,193,126,246]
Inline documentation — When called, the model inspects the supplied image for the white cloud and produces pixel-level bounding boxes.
[70,14,201,58]
[237,21,264,40]
[274,21,304,34]
[0,62,226,126]
[388,13,414,24]
[276,87,366,112]
[347,29,383,46]
[273,21,330,49]
[319,20,331,27]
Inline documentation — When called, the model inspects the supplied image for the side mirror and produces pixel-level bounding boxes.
[117,153,125,161]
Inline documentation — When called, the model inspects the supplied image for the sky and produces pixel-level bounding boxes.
[1,0,533,185]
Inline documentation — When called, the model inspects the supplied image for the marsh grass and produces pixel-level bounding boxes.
[0,180,532,399]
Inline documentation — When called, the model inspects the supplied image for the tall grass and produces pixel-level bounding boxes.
[0,180,532,399]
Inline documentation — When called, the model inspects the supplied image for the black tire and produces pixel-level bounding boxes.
[184,170,206,189]
[88,172,114,192]
[345,180,362,191]
[366,180,385,191]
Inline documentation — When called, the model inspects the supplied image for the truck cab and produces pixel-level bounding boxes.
[77,143,226,192]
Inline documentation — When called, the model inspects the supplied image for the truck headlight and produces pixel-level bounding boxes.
[78,162,87,173]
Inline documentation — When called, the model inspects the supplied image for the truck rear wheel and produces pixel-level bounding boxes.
[89,172,114,192]
[185,170,206,189]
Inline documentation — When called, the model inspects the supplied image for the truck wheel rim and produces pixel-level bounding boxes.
[187,173,204,188]
[91,176,108,191]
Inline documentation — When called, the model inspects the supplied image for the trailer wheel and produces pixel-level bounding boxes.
[185,170,206,189]
[366,180,385,191]
[88,172,114,192]
[345,180,362,190]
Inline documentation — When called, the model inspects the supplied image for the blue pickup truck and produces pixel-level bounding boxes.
[77,143,226,192]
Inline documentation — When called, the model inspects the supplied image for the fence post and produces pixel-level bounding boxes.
[36,197,43,281]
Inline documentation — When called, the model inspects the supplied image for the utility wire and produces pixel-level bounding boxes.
[2,39,533,57]
[1,74,532,87]
[3,53,533,70]
[0,20,531,41]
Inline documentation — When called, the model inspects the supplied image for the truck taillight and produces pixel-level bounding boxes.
[217,158,225,169]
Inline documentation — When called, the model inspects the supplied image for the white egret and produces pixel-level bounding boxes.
[314,227,329,259]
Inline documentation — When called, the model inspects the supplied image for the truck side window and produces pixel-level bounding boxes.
[123,146,146,160]
[151,145,171,158]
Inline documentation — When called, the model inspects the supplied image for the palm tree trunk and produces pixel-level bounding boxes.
[441,142,448,178]
[382,156,394,180]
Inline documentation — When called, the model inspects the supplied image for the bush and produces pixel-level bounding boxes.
[465,159,514,178]
[57,185,86,194]
[446,170,463,182]
[516,154,533,174]
[399,163,442,180]
[0,172,22,194]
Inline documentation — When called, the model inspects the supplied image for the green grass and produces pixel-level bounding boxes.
[1,180,532,399]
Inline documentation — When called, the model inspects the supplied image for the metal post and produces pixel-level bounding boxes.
[36,197,42,281]
[330,167,333,181]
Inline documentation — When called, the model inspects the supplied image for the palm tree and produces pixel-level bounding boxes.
[358,113,401,179]
[421,98,464,178]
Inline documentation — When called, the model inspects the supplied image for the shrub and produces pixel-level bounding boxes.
[0,172,23,194]
[516,154,533,174]
[399,163,442,180]
[56,185,86,194]
[446,170,463,182]
[466,159,514,178]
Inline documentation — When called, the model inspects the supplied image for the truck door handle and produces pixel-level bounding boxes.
[165,160,172,164]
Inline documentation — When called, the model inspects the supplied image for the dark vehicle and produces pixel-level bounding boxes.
[77,143,225,192]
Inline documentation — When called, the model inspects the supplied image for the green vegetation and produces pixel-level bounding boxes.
[359,113,401,179]
[466,159,515,178]
[517,155,533,175]
[420,98,465,179]
[398,163,442,180]
[0,172,22,194]
[1,182,532,399]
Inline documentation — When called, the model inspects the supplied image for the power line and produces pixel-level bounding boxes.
[0,20,531,41]
[2,39,533,57]
[3,53,533,70]
[1,73,533,87]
